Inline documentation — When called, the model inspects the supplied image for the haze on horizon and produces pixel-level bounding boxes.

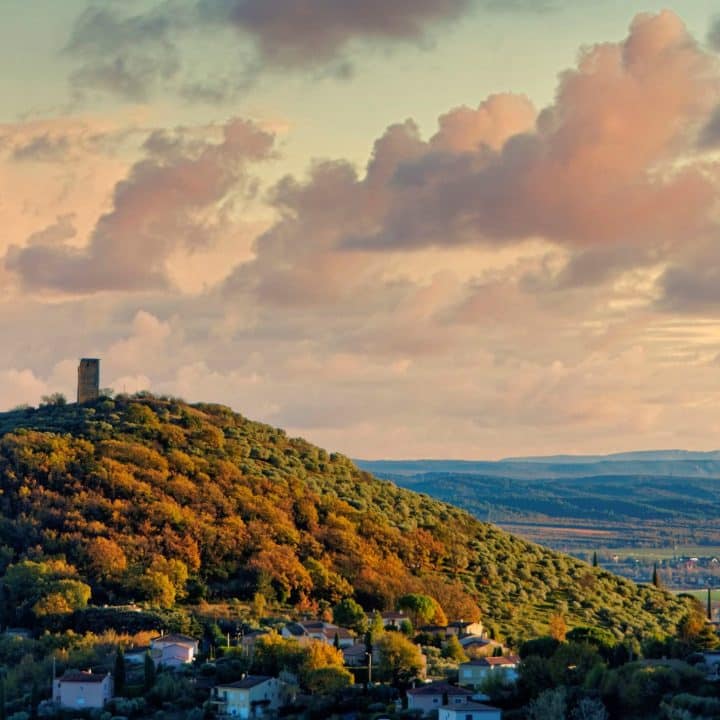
[2,1,720,461]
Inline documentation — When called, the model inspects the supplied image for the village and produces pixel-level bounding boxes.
[43,604,518,720]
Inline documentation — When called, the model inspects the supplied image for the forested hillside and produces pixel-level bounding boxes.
[0,395,693,644]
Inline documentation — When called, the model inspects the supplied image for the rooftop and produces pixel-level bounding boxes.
[59,671,109,684]
[217,675,273,690]
[407,682,473,697]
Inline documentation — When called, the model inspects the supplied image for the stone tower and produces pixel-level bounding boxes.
[77,358,100,404]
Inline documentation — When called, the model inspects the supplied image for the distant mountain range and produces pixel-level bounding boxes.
[355,453,720,549]
[356,451,720,480]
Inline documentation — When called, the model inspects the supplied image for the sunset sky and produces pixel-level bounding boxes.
[3,1,720,459]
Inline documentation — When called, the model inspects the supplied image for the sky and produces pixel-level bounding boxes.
[2,1,720,460]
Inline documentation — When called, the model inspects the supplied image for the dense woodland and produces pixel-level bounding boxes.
[0,394,696,646]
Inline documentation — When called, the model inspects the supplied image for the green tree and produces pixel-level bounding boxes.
[114,648,126,696]
[143,650,156,691]
[377,632,424,688]
[652,563,661,588]
[527,687,566,720]
[397,593,442,628]
[592,551,598,568]
[442,635,468,662]
[332,598,368,635]
[572,697,608,720]
[304,666,353,695]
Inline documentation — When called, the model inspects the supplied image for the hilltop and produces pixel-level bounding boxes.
[0,394,694,644]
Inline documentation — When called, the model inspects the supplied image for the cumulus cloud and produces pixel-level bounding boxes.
[5,119,275,293]
[223,11,720,311]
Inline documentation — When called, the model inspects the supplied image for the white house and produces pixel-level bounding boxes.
[150,633,199,667]
[54,670,113,709]
[439,700,502,720]
[407,681,473,714]
[211,675,282,718]
[459,656,520,689]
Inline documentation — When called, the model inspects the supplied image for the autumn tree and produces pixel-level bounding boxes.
[549,613,567,642]
[377,632,425,687]
[87,538,127,581]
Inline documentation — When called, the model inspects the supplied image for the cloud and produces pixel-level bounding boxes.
[201,0,472,69]
[709,15,720,51]
[222,11,720,312]
[66,4,183,101]
[5,118,275,293]
[64,0,551,101]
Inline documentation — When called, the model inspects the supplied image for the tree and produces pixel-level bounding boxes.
[592,552,598,568]
[652,563,661,588]
[397,593,444,628]
[442,635,468,663]
[367,610,385,646]
[572,697,608,720]
[114,648,126,696]
[527,687,567,720]
[144,650,156,691]
[549,613,567,642]
[87,538,127,581]
[377,632,425,687]
[708,587,713,621]
[333,597,368,635]
[303,666,353,695]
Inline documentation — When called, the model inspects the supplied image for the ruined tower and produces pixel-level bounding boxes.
[77,358,100,404]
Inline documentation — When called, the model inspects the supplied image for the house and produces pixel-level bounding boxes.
[419,622,485,639]
[53,670,113,709]
[342,643,370,667]
[211,675,282,718]
[448,621,485,638]
[371,611,406,628]
[282,621,355,648]
[438,700,502,720]
[150,633,199,667]
[407,681,473,715]
[459,656,520,689]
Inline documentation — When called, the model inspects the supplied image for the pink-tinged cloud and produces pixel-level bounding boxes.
[5,119,275,293]
[225,11,720,308]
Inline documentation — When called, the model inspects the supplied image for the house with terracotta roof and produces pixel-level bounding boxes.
[406,681,473,715]
[459,656,520,689]
[210,675,283,718]
[439,699,502,720]
[53,670,113,709]
[150,633,199,667]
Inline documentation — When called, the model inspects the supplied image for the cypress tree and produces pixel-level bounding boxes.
[652,563,660,588]
[143,650,156,691]
[29,681,38,720]
[0,675,7,720]
[592,551,598,567]
[114,647,126,695]
[708,587,713,621]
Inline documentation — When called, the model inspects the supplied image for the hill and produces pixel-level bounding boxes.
[0,394,694,645]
